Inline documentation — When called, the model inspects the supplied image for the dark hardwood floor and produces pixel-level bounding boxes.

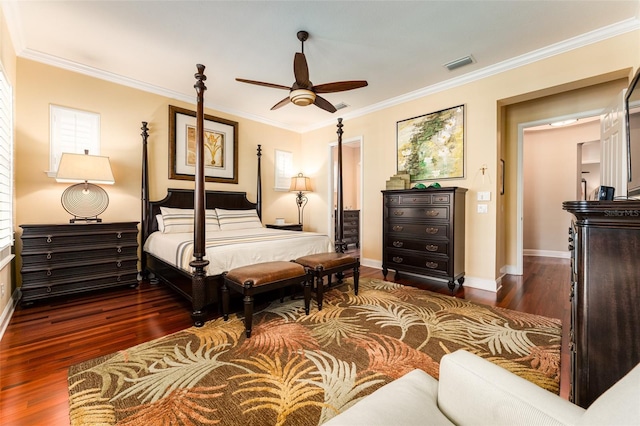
[0,256,570,425]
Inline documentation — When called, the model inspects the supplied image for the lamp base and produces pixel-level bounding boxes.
[61,183,109,223]
[69,217,103,224]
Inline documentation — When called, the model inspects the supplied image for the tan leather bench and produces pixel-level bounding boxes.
[222,261,311,337]
[294,253,359,310]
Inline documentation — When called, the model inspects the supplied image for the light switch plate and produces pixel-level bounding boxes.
[477,191,491,201]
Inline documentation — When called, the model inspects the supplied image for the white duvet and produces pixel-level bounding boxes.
[143,227,334,276]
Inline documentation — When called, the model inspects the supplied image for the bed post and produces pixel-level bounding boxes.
[256,144,262,219]
[140,121,150,278]
[190,64,209,327]
[335,118,346,253]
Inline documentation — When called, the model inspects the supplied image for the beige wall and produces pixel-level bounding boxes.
[5,26,640,302]
[523,120,600,254]
[303,31,639,289]
[14,59,303,283]
[0,6,16,325]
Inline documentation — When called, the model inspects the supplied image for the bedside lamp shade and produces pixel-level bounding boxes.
[55,151,115,223]
[290,173,312,225]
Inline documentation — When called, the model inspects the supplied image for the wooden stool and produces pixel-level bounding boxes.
[294,253,359,310]
[222,261,310,338]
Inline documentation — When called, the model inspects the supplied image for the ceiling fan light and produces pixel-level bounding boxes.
[290,89,316,106]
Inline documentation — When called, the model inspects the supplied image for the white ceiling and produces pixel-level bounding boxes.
[2,1,639,132]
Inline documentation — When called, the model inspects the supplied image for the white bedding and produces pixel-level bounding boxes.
[143,227,334,276]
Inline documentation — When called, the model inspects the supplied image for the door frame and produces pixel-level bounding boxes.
[327,135,364,247]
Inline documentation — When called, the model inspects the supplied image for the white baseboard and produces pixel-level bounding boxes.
[524,249,570,259]
[360,257,499,292]
[0,288,20,342]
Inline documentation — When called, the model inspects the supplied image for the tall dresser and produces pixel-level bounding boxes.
[336,209,360,249]
[382,187,466,291]
[20,222,139,303]
[563,201,640,408]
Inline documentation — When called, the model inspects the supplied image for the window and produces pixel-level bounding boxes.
[0,68,13,259]
[49,105,100,175]
[274,149,293,191]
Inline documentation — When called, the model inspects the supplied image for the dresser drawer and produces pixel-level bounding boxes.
[388,206,449,221]
[20,272,139,302]
[385,250,450,275]
[386,238,449,255]
[388,222,449,239]
[21,231,137,252]
[21,245,138,267]
[21,258,138,285]
[344,211,359,219]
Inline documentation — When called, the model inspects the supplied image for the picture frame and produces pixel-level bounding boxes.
[169,105,238,183]
[274,149,293,191]
[396,104,465,182]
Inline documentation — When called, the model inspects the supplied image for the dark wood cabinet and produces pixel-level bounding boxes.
[382,188,466,290]
[336,210,360,249]
[20,222,139,303]
[563,201,640,408]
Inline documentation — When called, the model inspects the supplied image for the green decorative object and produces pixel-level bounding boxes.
[428,182,441,188]
[413,183,427,189]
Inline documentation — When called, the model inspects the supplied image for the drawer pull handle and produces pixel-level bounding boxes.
[392,256,404,263]
[47,286,52,293]
[425,261,438,269]
[393,210,404,216]
[435,196,446,202]
[392,241,403,248]
[46,270,52,276]
[117,247,122,253]
[117,276,122,282]
[425,227,439,234]
[46,253,52,260]
[116,232,122,239]
[426,210,439,217]
[117,261,122,268]
[46,236,52,243]
[392,225,404,232]
[425,244,438,252]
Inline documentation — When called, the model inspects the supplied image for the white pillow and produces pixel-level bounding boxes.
[215,208,263,230]
[159,207,220,233]
[156,214,164,232]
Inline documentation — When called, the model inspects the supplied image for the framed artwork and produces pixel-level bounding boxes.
[169,105,238,183]
[274,149,293,191]
[396,104,465,182]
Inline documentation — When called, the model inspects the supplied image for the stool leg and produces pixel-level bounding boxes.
[243,281,254,338]
[316,267,324,311]
[221,281,230,321]
[354,264,360,296]
[303,276,311,315]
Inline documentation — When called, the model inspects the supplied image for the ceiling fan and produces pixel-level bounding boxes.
[236,31,368,113]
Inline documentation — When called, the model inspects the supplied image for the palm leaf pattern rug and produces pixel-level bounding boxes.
[68,277,561,425]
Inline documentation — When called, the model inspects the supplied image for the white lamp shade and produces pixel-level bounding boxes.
[290,174,312,192]
[56,152,115,184]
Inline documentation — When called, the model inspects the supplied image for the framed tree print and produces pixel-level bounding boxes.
[397,104,465,182]
[169,105,238,183]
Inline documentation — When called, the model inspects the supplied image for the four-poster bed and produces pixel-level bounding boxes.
[140,64,351,326]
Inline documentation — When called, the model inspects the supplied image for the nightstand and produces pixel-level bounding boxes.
[20,222,139,303]
[265,223,303,231]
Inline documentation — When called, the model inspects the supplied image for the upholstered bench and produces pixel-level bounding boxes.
[222,261,311,337]
[294,253,359,310]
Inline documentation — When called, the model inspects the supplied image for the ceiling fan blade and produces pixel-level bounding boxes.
[236,78,291,91]
[293,52,311,88]
[270,96,291,110]
[314,80,368,94]
[314,95,337,113]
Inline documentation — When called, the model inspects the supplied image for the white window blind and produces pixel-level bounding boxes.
[49,105,100,173]
[0,69,13,254]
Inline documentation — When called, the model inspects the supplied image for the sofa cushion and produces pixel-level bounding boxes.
[322,369,453,426]
[578,363,640,426]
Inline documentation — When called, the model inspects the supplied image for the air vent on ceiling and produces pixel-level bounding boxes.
[334,102,349,111]
[444,55,475,71]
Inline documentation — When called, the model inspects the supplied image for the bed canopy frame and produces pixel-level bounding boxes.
[140,64,348,326]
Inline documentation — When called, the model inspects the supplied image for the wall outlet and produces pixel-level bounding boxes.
[477,204,488,214]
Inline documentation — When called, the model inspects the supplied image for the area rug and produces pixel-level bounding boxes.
[68,277,561,425]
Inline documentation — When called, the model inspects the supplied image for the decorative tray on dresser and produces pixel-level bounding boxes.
[563,200,640,408]
[382,187,466,291]
[19,222,139,303]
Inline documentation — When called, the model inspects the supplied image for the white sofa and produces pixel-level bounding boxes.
[324,350,640,426]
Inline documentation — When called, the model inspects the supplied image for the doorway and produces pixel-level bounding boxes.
[328,136,363,255]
